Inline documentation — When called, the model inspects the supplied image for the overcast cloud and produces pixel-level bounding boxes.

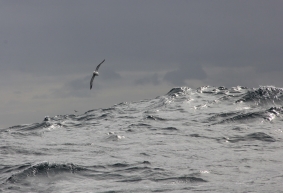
[0,0,282,128]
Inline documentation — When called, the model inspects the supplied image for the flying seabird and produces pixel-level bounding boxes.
[90,59,105,90]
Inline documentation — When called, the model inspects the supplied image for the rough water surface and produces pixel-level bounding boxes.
[1,86,283,192]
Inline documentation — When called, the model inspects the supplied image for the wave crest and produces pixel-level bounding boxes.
[236,86,283,105]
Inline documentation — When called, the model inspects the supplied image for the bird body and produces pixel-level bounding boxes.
[93,71,99,76]
[90,59,105,89]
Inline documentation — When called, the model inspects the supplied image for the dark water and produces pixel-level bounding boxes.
[1,86,283,192]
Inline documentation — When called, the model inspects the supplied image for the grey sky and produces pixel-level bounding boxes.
[0,0,282,128]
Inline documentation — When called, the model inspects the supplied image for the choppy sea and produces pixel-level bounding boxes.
[1,86,283,193]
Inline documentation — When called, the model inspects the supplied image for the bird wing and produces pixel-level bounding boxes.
[95,59,105,71]
[90,74,95,90]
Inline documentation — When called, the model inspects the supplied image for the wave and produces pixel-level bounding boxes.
[5,162,82,184]
[1,162,85,192]
[236,86,283,105]
[225,132,276,143]
[1,85,281,135]
[1,85,283,192]
[209,106,283,124]
[2,160,207,193]
[166,87,191,97]
[1,85,282,134]
[153,176,207,183]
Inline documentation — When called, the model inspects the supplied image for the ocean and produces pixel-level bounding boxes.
[1,86,283,192]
